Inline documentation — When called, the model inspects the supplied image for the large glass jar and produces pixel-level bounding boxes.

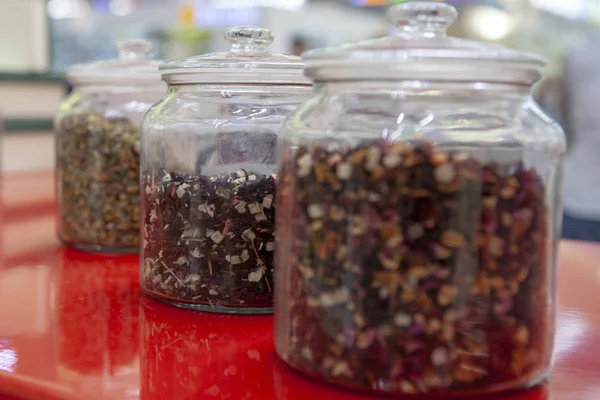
[140,26,311,314]
[275,2,566,397]
[56,40,165,253]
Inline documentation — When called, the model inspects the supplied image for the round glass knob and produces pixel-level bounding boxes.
[117,39,152,61]
[225,26,274,53]
[388,1,458,35]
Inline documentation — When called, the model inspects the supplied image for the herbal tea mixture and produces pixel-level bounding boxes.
[57,112,141,250]
[276,140,549,394]
[142,169,276,309]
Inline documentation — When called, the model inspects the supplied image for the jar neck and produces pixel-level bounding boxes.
[77,83,166,94]
[317,81,532,117]
[167,83,312,93]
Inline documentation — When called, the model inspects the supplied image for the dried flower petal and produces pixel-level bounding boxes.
[336,163,353,180]
[142,170,276,309]
[393,312,412,327]
[434,163,456,184]
[308,204,325,219]
[277,140,549,396]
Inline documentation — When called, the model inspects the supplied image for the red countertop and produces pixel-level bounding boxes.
[0,172,599,400]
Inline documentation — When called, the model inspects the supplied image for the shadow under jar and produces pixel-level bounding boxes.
[56,40,165,253]
[274,2,566,397]
[140,26,311,314]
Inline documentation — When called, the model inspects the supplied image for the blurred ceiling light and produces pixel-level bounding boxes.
[47,0,90,19]
[109,0,134,16]
[464,6,514,41]
[529,0,587,20]
[210,0,306,11]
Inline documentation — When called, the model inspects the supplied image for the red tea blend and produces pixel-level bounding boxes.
[142,169,275,312]
[275,140,550,395]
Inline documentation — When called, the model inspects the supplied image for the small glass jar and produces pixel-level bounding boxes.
[275,2,565,397]
[56,40,165,253]
[140,26,311,313]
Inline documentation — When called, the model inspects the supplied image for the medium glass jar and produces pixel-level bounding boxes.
[56,40,165,253]
[275,2,565,397]
[140,26,311,314]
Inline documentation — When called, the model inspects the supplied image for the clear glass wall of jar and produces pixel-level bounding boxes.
[140,27,311,314]
[274,2,566,397]
[56,40,165,253]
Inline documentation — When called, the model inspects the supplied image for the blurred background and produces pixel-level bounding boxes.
[0,0,594,172]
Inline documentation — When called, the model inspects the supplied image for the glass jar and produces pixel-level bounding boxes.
[56,40,165,253]
[140,26,311,314]
[274,2,566,397]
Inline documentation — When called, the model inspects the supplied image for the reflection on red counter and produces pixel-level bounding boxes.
[55,247,140,395]
[140,296,274,399]
[57,248,140,375]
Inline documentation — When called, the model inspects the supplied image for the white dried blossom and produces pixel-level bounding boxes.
[235,201,247,214]
[308,204,324,219]
[434,163,457,184]
[176,183,190,198]
[247,268,264,282]
[241,249,250,262]
[210,231,224,244]
[174,256,188,266]
[187,274,201,283]
[209,289,219,296]
[266,242,275,252]
[162,173,172,182]
[431,347,448,366]
[365,147,381,171]
[383,153,403,168]
[297,153,312,177]
[229,255,243,265]
[242,229,256,242]
[301,347,313,361]
[331,361,352,378]
[248,202,263,214]
[198,203,215,218]
[205,229,215,238]
[262,194,274,209]
[255,212,268,222]
[336,163,352,180]
[393,312,412,327]
[407,224,424,240]
[367,192,381,202]
[379,287,390,299]
[248,174,257,181]
[319,287,349,307]
[190,248,201,258]
[145,185,154,194]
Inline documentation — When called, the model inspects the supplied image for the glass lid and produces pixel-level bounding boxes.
[160,26,310,85]
[66,39,163,86]
[303,1,546,85]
